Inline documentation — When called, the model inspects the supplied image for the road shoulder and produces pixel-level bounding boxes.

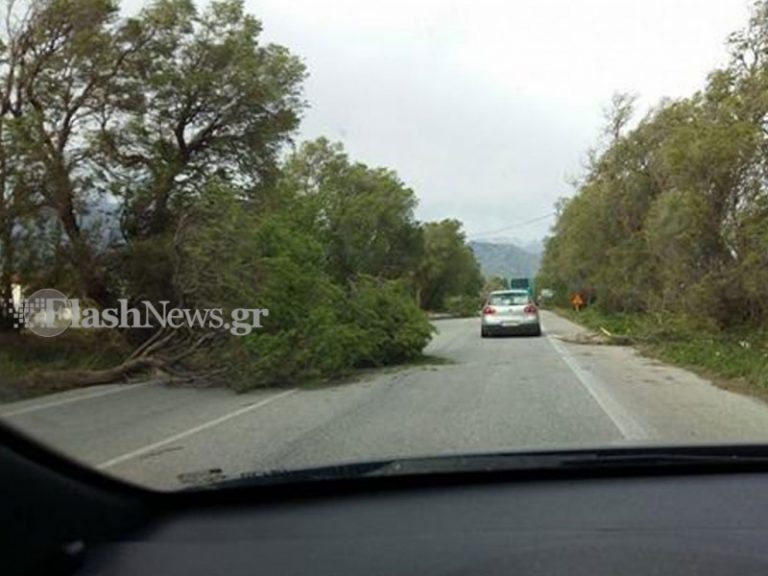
[541,310,768,443]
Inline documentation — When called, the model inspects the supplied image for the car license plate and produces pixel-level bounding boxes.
[502,320,519,327]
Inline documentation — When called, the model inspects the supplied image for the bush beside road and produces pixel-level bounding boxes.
[0,332,131,402]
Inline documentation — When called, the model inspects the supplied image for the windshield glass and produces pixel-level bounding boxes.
[2,0,768,491]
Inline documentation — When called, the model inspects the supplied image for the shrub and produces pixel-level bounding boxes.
[345,276,435,367]
[445,295,481,318]
[176,184,435,391]
[232,257,361,389]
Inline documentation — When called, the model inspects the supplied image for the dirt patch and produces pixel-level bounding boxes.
[551,330,633,346]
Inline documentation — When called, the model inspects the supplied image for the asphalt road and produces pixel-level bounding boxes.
[5,311,768,490]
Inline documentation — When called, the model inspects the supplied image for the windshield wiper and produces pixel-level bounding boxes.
[207,446,768,490]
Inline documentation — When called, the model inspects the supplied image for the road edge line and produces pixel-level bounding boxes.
[0,381,156,419]
[547,335,651,441]
[97,389,297,470]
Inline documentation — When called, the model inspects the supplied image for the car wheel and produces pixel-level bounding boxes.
[531,324,542,337]
[481,327,489,338]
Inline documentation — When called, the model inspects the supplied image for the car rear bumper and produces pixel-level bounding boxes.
[481,316,540,335]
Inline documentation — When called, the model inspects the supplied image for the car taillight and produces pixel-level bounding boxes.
[482,306,496,315]
[524,304,538,314]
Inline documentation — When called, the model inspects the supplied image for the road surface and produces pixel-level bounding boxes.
[4,311,768,490]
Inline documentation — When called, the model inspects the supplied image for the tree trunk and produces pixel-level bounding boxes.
[20,357,160,391]
[147,166,180,236]
[18,330,219,390]
[55,186,112,305]
[0,135,16,333]
[0,204,14,332]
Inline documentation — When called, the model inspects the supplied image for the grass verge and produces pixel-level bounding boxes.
[0,331,131,403]
[555,307,768,394]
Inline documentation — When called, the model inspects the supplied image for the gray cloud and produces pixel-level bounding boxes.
[128,0,751,242]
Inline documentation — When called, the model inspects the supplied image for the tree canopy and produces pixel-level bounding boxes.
[0,0,483,389]
[539,0,768,328]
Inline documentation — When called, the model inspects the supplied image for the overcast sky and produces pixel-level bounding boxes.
[118,1,750,244]
[240,1,750,244]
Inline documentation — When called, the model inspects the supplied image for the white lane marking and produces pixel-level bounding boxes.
[97,389,297,470]
[547,335,650,441]
[0,382,156,419]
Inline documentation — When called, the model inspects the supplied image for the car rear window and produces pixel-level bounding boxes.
[489,293,529,306]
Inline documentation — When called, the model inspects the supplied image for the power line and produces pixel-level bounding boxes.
[468,212,556,239]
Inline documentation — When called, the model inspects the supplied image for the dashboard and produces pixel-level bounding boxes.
[4,424,768,576]
[82,474,768,575]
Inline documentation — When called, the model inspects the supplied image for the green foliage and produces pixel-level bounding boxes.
[232,272,434,390]
[0,331,130,401]
[171,182,434,390]
[0,0,473,390]
[235,262,361,389]
[445,294,481,317]
[483,276,508,293]
[0,0,307,310]
[345,276,435,367]
[416,219,483,310]
[113,0,307,238]
[279,138,423,284]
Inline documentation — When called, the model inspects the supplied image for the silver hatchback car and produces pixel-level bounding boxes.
[480,290,541,337]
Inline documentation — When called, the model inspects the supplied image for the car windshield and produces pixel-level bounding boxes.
[489,293,530,306]
[3,0,768,492]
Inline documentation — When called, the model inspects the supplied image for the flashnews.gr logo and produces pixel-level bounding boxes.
[2,289,269,337]
[2,288,71,338]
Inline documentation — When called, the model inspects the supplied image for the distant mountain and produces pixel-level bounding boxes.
[468,240,541,279]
